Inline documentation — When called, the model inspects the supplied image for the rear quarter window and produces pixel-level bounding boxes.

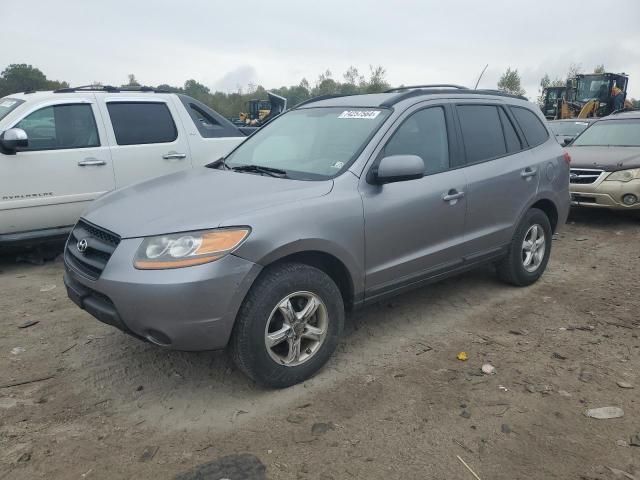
[107,102,177,145]
[511,106,549,147]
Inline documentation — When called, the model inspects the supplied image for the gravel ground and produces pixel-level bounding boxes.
[1,209,639,480]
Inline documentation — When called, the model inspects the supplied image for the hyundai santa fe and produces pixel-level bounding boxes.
[63,85,570,388]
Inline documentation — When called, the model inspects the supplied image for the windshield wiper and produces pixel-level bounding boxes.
[231,164,287,177]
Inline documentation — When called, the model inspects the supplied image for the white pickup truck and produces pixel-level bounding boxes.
[0,86,249,245]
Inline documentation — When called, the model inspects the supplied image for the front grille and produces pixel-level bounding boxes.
[65,220,120,280]
[570,168,604,184]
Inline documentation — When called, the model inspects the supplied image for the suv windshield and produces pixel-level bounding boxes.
[548,121,590,137]
[224,107,389,180]
[0,98,25,122]
[572,119,640,147]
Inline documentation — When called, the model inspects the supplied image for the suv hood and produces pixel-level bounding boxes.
[567,146,640,171]
[83,168,333,238]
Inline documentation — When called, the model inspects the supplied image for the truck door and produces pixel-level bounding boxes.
[0,95,114,240]
[96,96,193,188]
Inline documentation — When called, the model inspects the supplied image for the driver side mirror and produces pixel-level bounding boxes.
[0,128,28,154]
[562,137,573,146]
[373,155,424,184]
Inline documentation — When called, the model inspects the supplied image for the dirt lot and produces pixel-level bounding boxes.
[1,209,639,480]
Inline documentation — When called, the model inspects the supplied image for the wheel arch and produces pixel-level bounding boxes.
[254,241,361,310]
[529,198,559,232]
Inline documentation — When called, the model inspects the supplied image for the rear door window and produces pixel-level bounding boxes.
[511,106,549,147]
[456,105,506,163]
[383,107,449,175]
[15,103,99,151]
[107,102,177,145]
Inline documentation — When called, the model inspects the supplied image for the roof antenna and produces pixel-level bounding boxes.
[474,64,489,89]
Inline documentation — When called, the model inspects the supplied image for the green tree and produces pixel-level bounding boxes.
[497,67,526,96]
[537,73,565,105]
[183,79,211,102]
[125,74,140,87]
[593,64,606,74]
[566,63,582,81]
[0,64,68,96]
[364,65,390,93]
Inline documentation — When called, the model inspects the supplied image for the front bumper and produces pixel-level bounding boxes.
[570,178,640,210]
[64,237,262,351]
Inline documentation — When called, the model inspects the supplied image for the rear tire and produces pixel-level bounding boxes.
[229,262,344,388]
[497,208,552,286]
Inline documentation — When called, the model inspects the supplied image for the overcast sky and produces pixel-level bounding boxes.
[4,0,640,100]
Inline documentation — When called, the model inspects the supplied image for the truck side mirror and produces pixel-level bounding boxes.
[562,137,573,146]
[0,128,28,154]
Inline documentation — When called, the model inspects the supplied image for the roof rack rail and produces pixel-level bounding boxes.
[54,85,119,93]
[385,84,468,93]
[381,88,528,107]
[292,93,350,109]
[53,85,170,94]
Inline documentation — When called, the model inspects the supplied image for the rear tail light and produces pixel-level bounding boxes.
[562,151,571,165]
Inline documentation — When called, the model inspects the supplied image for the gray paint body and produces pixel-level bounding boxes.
[65,92,569,351]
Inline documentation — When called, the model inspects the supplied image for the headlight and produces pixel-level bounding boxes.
[605,168,640,182]
[134,228,250,270]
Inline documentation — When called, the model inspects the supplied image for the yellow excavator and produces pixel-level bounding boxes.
[236,92,287,127]
[554,72,631,119]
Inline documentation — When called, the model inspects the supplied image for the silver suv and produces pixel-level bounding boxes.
[64,85,570,388]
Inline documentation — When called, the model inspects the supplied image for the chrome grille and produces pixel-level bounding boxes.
[65,220,120,280]
[570,168,604,185]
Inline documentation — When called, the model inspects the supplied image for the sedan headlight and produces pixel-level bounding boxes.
[605,168,640,182]
[134,228,250,270]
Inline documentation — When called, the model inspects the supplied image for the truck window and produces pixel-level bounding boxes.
[177,95,245,138]
[456,105,507,163]
[15,104,100,151]
[510,106,549,147]
[107,102,177,145]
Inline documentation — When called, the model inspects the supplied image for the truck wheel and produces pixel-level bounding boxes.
[229,262,344,388]
[497,208,552,286]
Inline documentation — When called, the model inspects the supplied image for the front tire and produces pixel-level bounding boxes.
[229,262,344,388]
[497,208,552,286]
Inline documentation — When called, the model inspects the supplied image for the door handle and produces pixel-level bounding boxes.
[521,167,538,178]
[162,152,187,160]
[442,189,465,202]
[78,158,106,166]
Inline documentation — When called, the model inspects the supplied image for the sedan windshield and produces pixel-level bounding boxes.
[224,107,390,179]
[0,98,25,122]
[548,121,590,137]
[572,119,640,147]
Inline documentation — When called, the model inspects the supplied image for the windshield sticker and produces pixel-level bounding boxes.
[576,122,589,126]
[338,110,381,120]
[0,100,17,108]
[330,161,345,169]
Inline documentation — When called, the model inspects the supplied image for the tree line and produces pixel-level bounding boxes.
[1,63,638,118]
[0,64,391,119]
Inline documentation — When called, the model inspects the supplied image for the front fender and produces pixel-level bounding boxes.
[242,238,364,301]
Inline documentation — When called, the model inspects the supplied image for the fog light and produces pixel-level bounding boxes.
[622,194,638,206]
